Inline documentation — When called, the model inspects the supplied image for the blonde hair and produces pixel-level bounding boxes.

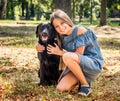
[50,9,74,27]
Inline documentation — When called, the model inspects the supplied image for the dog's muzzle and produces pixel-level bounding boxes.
[41,28,49,42]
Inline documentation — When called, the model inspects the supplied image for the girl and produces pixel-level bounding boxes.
[36,9,104,96]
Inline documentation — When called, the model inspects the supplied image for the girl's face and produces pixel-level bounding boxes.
[52,18,73,35]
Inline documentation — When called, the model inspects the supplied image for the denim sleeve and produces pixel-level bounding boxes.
[75,29,97,48]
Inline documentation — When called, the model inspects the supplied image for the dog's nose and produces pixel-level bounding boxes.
[42,32,48,37]
[42,28,49,36]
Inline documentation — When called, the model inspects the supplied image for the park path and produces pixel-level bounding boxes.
[89,25,120,39]
[88,25,120,76]
[0,23,120,38]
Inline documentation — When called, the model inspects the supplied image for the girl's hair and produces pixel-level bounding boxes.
[50,9,74,27]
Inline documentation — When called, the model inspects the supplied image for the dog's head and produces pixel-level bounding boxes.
[36,22,57,44]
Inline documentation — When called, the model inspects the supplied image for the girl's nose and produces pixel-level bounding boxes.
[59,25,63,31]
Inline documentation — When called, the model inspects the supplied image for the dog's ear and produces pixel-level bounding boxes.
[36,25,39,37]
[36,23,43,37]
[49,23,62,49]
[56,32,62,49]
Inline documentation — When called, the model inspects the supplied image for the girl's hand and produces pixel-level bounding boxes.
[47,43,64,56]
[36,44,45,52]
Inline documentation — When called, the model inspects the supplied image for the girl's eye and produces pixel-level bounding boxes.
[55,25,59,28]
[54,21,65,29]
[61,22,64,25]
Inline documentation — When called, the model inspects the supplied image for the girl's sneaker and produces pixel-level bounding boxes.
[78,85,92,96]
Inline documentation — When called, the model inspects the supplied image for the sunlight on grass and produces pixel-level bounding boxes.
[0,57,13,66]
[0,25,37,48]
[98,38,120,50]
[0,20,49,25]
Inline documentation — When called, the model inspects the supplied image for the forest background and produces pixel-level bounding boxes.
[0,0,120,101]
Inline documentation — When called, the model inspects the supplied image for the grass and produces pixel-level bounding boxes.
[0,23,120,101]
[1,18,119,26]
[74,18,120,26]
[0,20,46,25]
[0,25,36,48]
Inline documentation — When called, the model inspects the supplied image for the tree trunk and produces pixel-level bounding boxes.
[54,0,72,19]
[72,0,75,22]
[25,2,29,20]
[100,0,107,26]
[21,2,25,17]
[11,0,15,19]
[0,0,7,19]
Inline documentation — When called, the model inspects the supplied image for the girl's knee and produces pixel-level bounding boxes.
[62,52,79,64]
[62,52,72,63]
[62,52,70,59]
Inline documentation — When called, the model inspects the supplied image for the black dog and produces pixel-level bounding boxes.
[36,22,62,86]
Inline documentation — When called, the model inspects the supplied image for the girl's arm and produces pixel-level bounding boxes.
[36,44,45,52]
[47,43,85,56]
[75,46,85,55]
[47,43,65,56]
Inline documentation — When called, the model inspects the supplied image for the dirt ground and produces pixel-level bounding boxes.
[90,25,120,74]
[0,24,120,100]
[89,25,120,38]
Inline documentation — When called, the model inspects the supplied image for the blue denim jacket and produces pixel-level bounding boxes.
[62,25,104,69]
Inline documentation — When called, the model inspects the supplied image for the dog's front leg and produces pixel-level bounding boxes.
[39,64,47,86]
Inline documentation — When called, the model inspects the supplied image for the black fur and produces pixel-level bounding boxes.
[36,22,61,86]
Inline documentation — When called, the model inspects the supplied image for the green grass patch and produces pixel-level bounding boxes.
[75,19,120,26]
[0,20,49,25]
[0,57,13,66]
[98,38,120,50]
[0,25,37,48]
